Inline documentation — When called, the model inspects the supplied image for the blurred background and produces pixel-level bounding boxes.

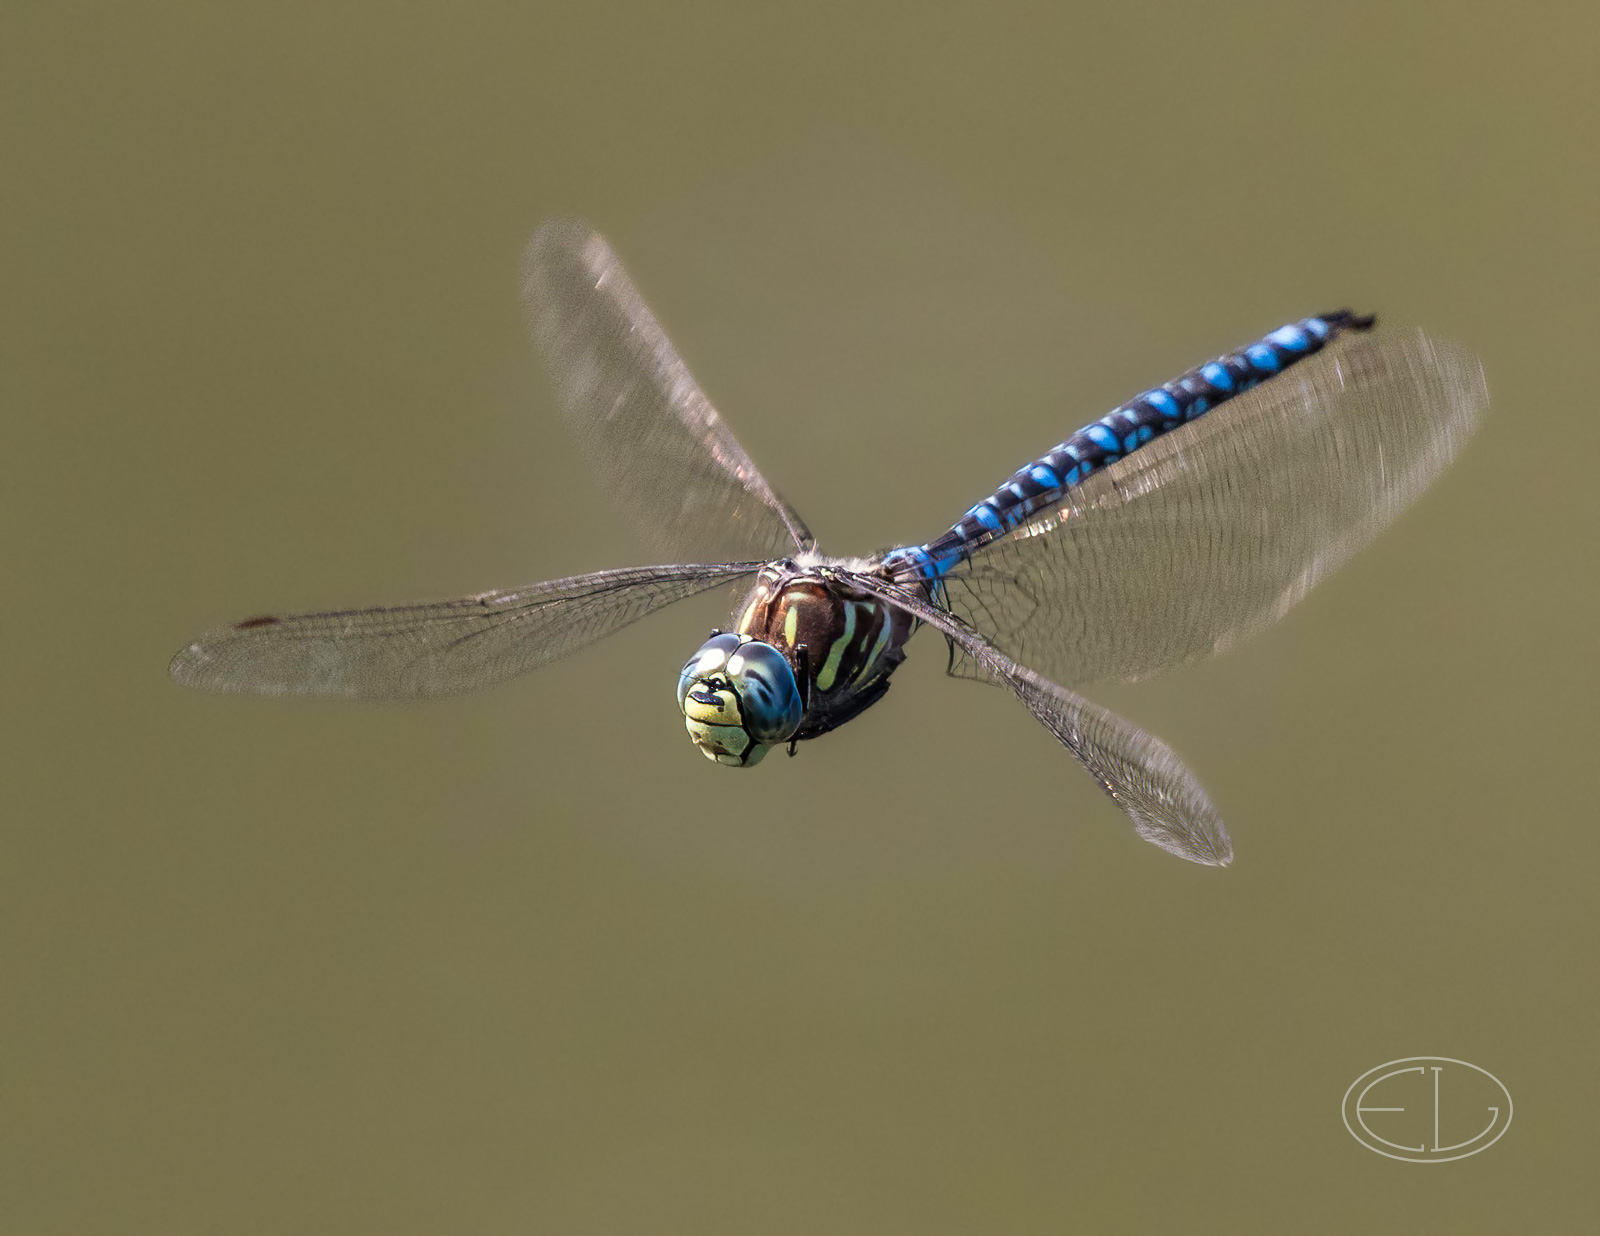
[6,3,1597,1233]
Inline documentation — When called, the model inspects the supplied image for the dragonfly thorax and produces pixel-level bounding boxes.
[731,562,915,745]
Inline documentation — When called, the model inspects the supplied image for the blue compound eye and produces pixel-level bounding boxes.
[676,635,802,766]
[726,640,803,743]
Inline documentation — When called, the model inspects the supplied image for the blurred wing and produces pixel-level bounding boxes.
[846,574,1231,865]
[937,329,1486,685]
[523,219,812,562]
[170,562,759,698]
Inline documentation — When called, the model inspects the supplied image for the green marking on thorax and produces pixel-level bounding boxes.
[815,602,856,692]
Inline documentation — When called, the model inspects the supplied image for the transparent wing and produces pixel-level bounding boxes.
[935,329,1486,685]
[845,574,1231,866]
[523,219,812,562]
[170,562,759,698]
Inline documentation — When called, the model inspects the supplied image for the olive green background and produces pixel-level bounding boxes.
[6,3,1597,1233]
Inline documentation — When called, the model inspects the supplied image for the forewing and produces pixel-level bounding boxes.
[937,329,1486,685]
[170,563,759,698]
[844,574,1231,866]
[523,220,812,562]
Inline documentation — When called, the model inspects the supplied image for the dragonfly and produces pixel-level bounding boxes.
[170,219,1487,866]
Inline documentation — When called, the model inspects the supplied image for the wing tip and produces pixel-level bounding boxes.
[522,217,608,284]
[168,632,297,696]
[1133,813,1234,867]
[168,640,210,689]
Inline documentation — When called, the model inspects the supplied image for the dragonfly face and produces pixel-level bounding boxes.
[676,632,803,767]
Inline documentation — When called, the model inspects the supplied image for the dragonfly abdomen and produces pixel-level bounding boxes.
[883,310,1376,583]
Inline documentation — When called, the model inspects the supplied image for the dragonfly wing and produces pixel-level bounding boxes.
[936,329,1485,685]
[523,220,813,562]
[170,562,760,698]
[844,574,1231,866]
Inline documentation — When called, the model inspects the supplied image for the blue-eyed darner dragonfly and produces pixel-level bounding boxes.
[170,220,1486,865]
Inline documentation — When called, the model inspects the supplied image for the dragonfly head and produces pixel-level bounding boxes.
[676,632,802,767]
